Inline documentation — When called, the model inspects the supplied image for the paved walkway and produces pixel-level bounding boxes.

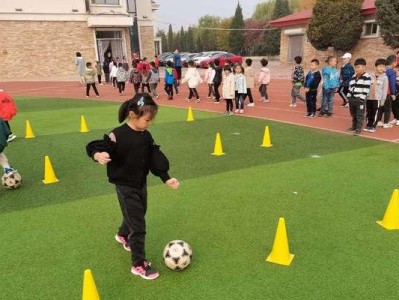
[1,62,398,143]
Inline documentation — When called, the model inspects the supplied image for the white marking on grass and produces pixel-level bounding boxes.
[232,132,241,135]
[311,155,321,158]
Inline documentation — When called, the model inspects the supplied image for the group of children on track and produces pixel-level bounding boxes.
[290,51,399,135]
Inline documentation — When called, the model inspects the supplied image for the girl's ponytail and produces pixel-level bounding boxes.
[118,99,131,123]
[118,93,158,123]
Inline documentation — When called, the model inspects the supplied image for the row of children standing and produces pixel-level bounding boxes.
[291,52,399,135]
[176,58,271,115]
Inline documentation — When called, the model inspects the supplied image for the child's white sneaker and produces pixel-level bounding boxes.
[377,121,383,127]
[383,123,393,129]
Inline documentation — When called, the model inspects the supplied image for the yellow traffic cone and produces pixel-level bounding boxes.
[187,106,194,122]
[266,218,294,266]
[377,189,399,230]
[42,155,59,184]
[211,133,225,156]
[260,125,273,148]
[25,120,35,139]
[82,269,100,300]
[80,115,89,133]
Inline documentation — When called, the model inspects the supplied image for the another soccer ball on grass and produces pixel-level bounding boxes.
[2,170,22,189]
[163,240,192,270]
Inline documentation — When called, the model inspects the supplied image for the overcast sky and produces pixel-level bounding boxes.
[155,0,260,31]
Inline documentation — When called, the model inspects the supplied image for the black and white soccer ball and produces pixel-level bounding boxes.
[2,170,22,189]
[163,240,193,270]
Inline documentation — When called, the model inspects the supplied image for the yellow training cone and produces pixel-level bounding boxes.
[80,115,89,133]
[211,133,225,156]
[25,120,35,139]
[187,106,194,122]
[266,217,294,266]
[42,155,59,184]
[82,269,100,300]
[260,125,273,148]
[377,189,399,230]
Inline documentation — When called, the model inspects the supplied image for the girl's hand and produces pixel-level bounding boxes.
[166,178,180,189]
[94,152,111,165]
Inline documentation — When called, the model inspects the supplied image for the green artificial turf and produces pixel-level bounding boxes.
[1,97,399,299]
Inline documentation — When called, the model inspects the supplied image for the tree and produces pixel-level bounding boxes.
[253,0,301,21]
[196,15,220,51]
[307,0,363,51]
[376,0,399,49]
[186,27,195,52]
[300,0,316,9]
[179,27,186,51]
[252,1,275,21]
[156,29,168,53]
[273,0,291,19]
[244,19,269,55]
[267,0,291,55]
[167,24,174,52]
[216,18,232,51]
[229,2,245,54]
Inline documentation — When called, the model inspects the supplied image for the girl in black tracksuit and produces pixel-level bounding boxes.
[86,93,179,280]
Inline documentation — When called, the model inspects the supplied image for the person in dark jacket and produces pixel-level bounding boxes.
[86,94,179,280]
[304,59,322,118]
[385,55,398,126]
[212,59,223,103]
[338,53,355,107]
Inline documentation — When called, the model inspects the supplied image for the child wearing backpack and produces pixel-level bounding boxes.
[164,61,175,100]
[146,62,160,99]
[129,62,142,95]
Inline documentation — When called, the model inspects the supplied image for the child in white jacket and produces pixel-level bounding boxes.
[181,61,203,103]
[234,64,247,114]
[204,62,216,99]
[222,65,235,115]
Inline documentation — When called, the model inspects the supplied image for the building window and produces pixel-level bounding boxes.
[96,31,122,38]
[91,0,120,5]
[362,21,379,38]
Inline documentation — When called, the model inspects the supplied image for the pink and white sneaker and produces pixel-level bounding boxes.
[114,234,131,251]
[131,260,159,280]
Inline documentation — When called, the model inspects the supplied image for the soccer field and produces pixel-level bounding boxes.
[1,97,399,299]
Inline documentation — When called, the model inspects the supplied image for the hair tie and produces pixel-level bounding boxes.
[137,97,145,107]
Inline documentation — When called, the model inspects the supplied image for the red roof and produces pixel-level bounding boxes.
[362,0,376,16]
[269,9,312,28]
[270,0,376,28]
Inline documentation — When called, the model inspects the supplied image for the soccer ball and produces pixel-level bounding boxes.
[163,240,192,270]
[2,170,22,189]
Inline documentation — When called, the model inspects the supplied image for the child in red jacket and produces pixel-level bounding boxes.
[0,88,18,142]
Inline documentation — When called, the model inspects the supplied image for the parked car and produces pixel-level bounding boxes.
[199,53,243,69]
[193,51,227,67]
[160,52,189,66]
[182,53,199,67]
